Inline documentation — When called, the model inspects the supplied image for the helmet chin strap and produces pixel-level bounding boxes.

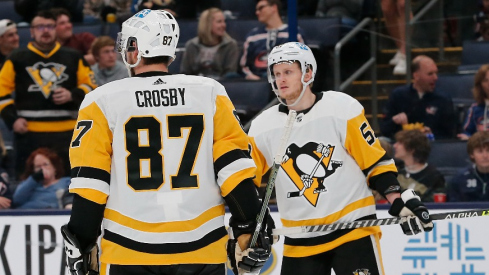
[275,74,311,108]
[121,50,142,77]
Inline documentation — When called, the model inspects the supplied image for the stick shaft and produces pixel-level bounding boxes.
[272,209,489,235]
[250,110,296,247]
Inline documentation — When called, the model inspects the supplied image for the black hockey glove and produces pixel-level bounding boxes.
[61,224,99,275]
[388,189,434,235]
[227,212,275,275]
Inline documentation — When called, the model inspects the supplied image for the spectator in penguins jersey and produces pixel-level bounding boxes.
[0,10,97,178]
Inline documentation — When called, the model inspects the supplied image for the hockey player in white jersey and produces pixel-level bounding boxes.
[60,9,273,275]
[247,42,434,275]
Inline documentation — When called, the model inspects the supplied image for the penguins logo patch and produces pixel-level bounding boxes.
[282,142,342,206]
[26,62,68,98]
[353,269,370,275]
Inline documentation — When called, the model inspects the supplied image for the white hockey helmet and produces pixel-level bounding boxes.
[117,9,179,68]
[267,42,317,106]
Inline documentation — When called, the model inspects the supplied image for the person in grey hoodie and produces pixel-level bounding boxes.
[90,36,128,85]
[181,8,239,79]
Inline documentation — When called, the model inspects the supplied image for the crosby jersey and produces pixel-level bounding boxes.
[69,72,256,265]
[248,91,397,258]
[0,42,96,132]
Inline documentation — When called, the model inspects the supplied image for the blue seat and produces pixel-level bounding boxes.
[17,26,31,48]
[460,40,489,66]
[428,140,469,170]
[298,17,342,48]
[221,80,271,115]
[0,0,23,23]
[168,50,183,74]
[72,23,103,37]
[177,20,198,48]
[221,0,255,19]
[436,73,475,106]
[226,19,261,44]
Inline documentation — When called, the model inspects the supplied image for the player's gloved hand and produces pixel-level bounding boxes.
[388,189,434,235]
[61,224,99,275]
[227,212,275,275]
[32,169,44,182]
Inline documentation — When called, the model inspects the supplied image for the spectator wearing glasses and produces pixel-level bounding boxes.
[51,8,97,65]
[90,36,128,85]
[0,20,19,69]
[0,10,97,178]
[12,147,70,209]
[240,0,306,80]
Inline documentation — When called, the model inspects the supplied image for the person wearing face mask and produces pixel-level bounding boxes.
[12,147,70,209]
[458,64,489,140]
[448,131,489,202]
[181,8,239,79]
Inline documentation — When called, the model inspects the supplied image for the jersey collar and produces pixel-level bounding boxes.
[278,92,323,115]
[134,71,171,77]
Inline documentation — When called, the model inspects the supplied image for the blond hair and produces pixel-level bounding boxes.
[198,8,228,46]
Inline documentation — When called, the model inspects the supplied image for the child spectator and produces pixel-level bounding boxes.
[181,8,239,79]
[91,36,128,85]
[448,131,489,202]
[393,129,445,202]
[458,64,489,140]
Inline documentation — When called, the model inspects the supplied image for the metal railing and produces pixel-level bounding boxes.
[405,0,444,82]
[334,17,378,129]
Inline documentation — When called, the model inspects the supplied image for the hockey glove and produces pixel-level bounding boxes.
[388,189,434,235]
[61,224,99,275]
[227,212,274,275]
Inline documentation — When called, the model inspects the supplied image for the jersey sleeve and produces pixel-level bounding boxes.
[212,83,256,196]
[248,118,272,188]
[0,59,16,113]
[76,58,98,94]
[343,98,397,184]
[69,95,113,205]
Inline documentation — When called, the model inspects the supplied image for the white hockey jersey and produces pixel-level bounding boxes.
[69,72,256,265]
[248,91,397,258]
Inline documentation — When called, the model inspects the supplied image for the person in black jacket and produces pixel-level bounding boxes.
[393,129,446,202]
[381,55,456,140]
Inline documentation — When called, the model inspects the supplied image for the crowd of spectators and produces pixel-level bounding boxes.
[0,0,487,210]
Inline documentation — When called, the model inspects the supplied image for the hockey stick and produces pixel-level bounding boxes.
[287,146,329,198]
[272,209,489,236]
[250,110,297,247]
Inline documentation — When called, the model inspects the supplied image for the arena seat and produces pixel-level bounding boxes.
[221,0,255,19]
[428,140,469,183]
[72,23,103,37]
[226,19,262,44]
[168,50,184,74]
[436,73,475,106]
[0,0,23,23]
[176,20,198,47]
[221,80,271,116]
[298,17,342,48]
[458,40,489,73]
